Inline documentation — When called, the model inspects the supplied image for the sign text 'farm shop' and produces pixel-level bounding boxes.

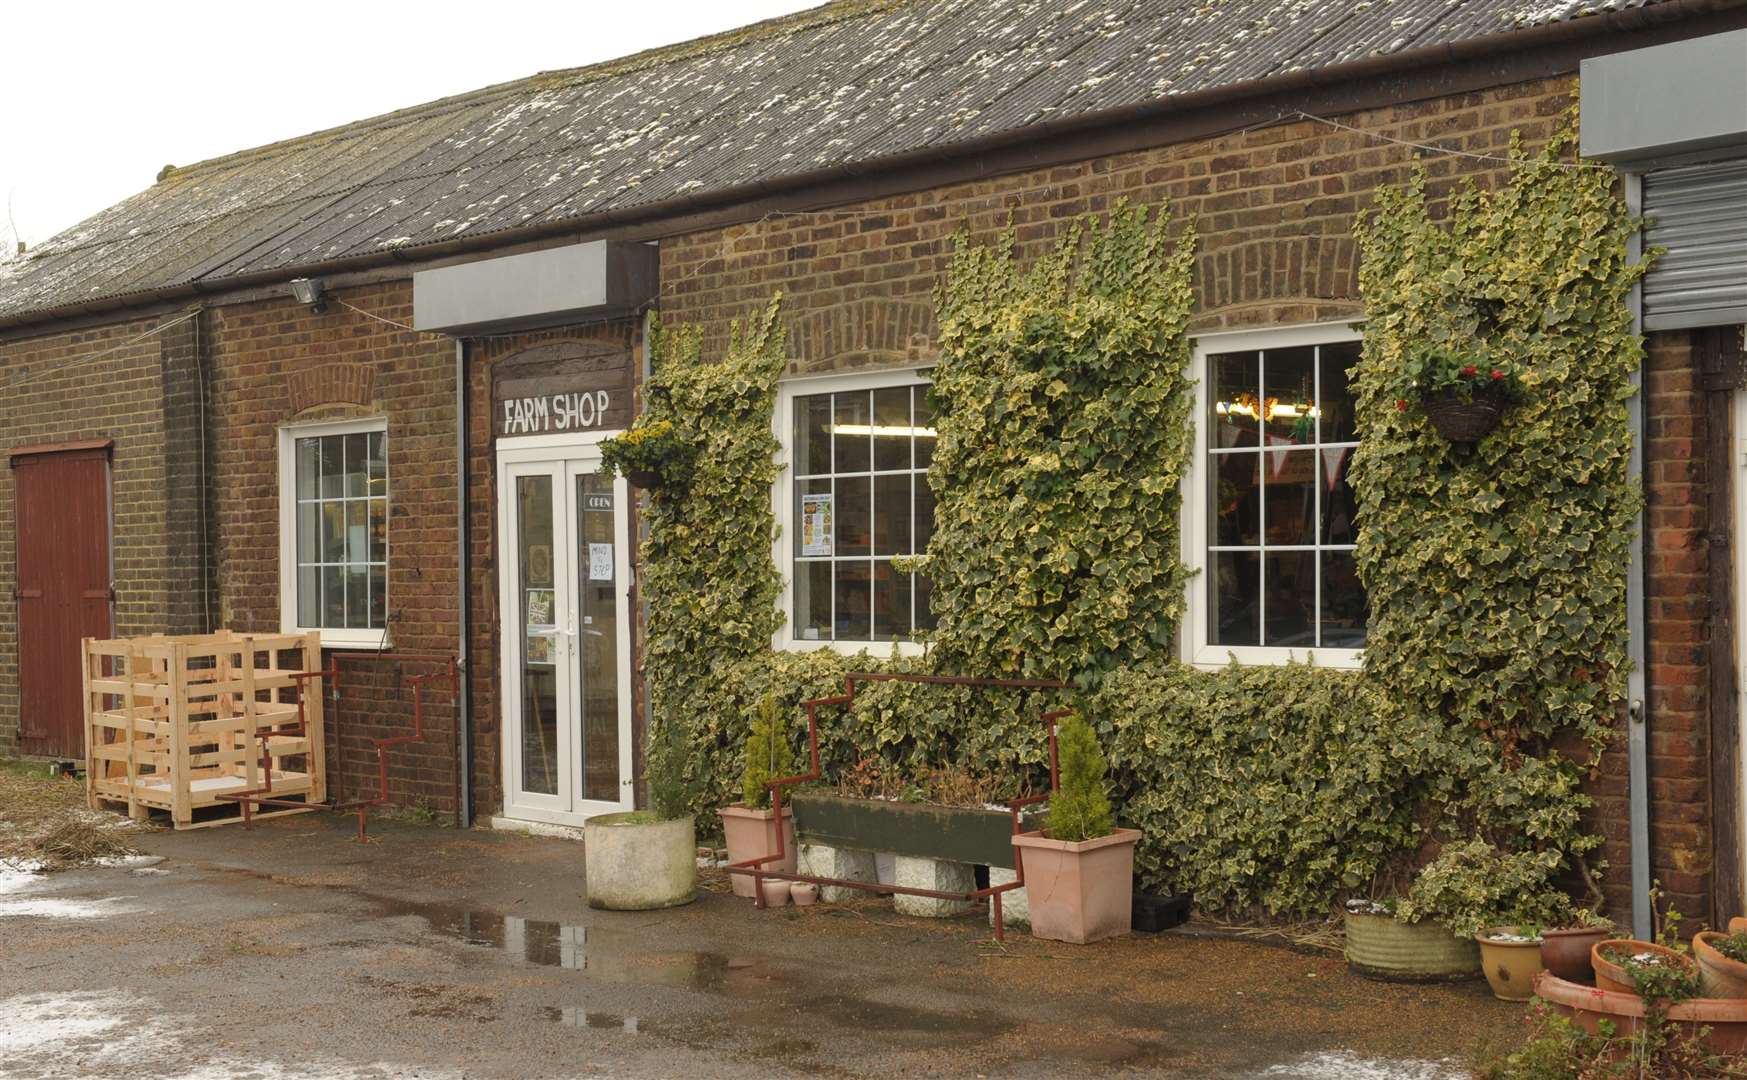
[501,391,613,436]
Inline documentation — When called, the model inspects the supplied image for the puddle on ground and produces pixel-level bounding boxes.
[370,893,764,992]
[541,1006,643,1033]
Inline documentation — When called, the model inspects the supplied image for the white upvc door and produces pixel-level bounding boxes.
[498,434,635,826]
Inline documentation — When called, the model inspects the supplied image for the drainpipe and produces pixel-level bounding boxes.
[455,337,474,828]
[1626,172,1652,940]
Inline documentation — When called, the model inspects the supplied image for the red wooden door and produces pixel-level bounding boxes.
[12,444,112,758]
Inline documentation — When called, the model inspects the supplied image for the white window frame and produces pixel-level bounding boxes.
[1182,322,1366,670]
[772,368,933,657]
[277,416,391,649]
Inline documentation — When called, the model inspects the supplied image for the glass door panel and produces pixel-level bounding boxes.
[514,470,565,802]
[500,446,630,824]
[575,474,622,803]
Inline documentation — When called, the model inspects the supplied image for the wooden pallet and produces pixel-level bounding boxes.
[82,630,327,829]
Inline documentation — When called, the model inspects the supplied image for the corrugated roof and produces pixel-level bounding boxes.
[0,0,1677,324]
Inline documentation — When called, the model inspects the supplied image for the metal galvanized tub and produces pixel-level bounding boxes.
[1344,912,1481,982]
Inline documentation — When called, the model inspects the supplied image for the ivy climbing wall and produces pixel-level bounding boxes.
[638,105,1667,928]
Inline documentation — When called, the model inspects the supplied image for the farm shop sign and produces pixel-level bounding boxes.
[491,339,635,440]
[501,391,613,436]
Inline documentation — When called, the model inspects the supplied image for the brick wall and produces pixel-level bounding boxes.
[1643,329,1716,921]
[0,313,205,756]
[205,282,464,818]
[660,78,1573,368]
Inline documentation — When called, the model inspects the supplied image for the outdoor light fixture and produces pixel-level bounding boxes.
[289,277,328,313]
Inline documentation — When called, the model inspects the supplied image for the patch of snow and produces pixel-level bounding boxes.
[93,854,163,869]
[1255,1050,1466,1079]
[0,991,469,1080]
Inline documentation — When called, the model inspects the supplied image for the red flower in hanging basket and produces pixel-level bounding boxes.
[1490,369,1505,381]
[1396,399,1408,413]
[1460,365,1478,378]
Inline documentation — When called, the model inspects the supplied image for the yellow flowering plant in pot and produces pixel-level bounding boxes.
[597,417,697,490]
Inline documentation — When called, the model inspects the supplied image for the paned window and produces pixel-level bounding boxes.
[1193,332,1367,663]
[783,379,936,645]
[279,419,388,643]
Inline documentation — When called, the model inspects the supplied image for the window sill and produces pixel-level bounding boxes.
[1187,644,1363,671]
[285,627,394,651]
[777,637,927,660]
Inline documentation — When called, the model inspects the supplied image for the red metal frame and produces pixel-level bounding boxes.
[725,673,1071,941]
[218,652,459,841]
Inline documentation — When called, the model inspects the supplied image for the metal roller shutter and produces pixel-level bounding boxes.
[1642,158,1747,331]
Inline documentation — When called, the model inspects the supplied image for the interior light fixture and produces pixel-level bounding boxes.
[289,277,328,314]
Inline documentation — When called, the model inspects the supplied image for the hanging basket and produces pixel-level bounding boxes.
[1422,388,1506,443]
[626,468,664,490]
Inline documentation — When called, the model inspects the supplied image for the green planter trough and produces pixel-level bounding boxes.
[789,793,1041,870]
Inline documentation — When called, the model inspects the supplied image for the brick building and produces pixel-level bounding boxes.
[0,0,1743,933]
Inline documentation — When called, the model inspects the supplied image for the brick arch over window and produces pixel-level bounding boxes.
[1193,236,1361,322]
[784,297,936,375]
[286,362,376,417]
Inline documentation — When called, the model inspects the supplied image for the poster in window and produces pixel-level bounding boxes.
[526,544,553,587]
[588,542,614,582]
[525,632,555,666]
[525,588,554,626]
[801,493,834,557]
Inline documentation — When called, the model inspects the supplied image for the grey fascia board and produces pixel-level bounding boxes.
[1581,30,1747,164]
[413,240,658,335]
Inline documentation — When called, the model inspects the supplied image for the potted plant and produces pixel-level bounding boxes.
[1475,925,1546,1002]
[720,693,797,900]
[1343,898,1481,982]
[1397,342,1521,443]
[1539,908,1615,982]
[583,714,697,910]
[597,418,696,490]
[1010,713,1142,944]
[1592,939,1699,995]
[790,759,1039,878]
[1693,930,1747,998]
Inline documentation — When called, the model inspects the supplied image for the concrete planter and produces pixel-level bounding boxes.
[1011,828,1141,944]
[789,793,1039,869]
[583,812,697,911]
[1343,912,1479,982]
[720,804,795,899]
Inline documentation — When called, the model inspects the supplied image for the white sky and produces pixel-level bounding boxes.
[0,0,822,250]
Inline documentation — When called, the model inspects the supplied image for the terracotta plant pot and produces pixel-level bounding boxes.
[1476,926,1545,1002]
[1536,971,1747,1054]
[1732,917,1747,934]
[1539,925,1610,982]
[1010,828,1142,944]
[1591,939,1696,995]
[719,803,796,899]
[790,882,819,907]
[1695,931,1747,998]
[1343,912,1480,982]
[760,877,791,908]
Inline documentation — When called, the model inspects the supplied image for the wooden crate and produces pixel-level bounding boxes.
[82,630,327,829]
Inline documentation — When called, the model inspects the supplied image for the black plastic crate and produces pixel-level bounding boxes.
[1132,892,1192,933]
